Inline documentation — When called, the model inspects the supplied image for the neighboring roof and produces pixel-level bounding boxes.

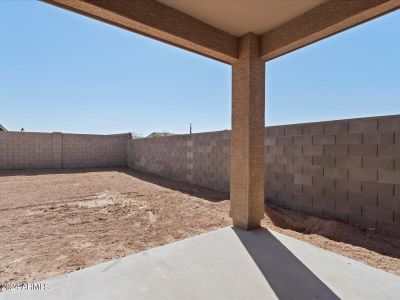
[146,132,174,138]
[0,124,7,131]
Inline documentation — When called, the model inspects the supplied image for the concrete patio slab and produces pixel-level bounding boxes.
[2,227,399,300]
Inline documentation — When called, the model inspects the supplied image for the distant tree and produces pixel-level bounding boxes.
[146,131,174,138]
[131,132,142,139]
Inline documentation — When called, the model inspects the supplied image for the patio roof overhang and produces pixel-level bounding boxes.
[42,0,399,64]
[41,0,400,230]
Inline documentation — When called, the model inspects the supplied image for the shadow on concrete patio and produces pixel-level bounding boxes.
[3,226,400,299]
[233,227,340,300]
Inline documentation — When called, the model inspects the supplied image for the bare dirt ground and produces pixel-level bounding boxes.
[0,168,399,285]
[262,207,400,277]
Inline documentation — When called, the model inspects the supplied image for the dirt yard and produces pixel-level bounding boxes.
[0,168,399,285]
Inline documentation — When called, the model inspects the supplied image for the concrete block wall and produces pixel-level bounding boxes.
[265,115,400,233]
[127,131,231,192]
[0,132,54,169]
[0,131,130,170]
[1,115,399,233]
[128,115,400,234]
[191,131,230,192]
[127,134,189,182]
[62,133,129,168]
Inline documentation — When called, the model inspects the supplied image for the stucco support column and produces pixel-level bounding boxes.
[230,33,265,230]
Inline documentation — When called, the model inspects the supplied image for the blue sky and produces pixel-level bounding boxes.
[1,1,399,135]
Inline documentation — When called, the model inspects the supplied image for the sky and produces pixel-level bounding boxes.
[0,1,399,136]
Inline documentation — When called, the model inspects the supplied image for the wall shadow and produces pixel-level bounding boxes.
[264,204,400,261]
[0,167,229,203]
[232,227,340,300]
[0,167,122,177]
[118,168,229,203]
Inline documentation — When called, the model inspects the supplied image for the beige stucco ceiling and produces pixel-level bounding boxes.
[158,0,326,36]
